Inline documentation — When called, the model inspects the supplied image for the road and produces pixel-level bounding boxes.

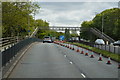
[8,42,119,78]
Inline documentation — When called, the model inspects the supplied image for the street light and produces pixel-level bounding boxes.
[95,12,104,38]
[118,1,120,8]
[101,13,104,38]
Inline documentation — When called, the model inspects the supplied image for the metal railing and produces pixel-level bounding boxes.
[30,27,39,38]
[90,28,115,43]
[2,38,41,67]
[69,40,120,54]
[0,36,25,51]
[94,44,120,54]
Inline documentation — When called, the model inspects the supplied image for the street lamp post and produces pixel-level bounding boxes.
[102,13,104,38]
[95,12,104,38]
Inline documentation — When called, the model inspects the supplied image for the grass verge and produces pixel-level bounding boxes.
[66,42,120,62]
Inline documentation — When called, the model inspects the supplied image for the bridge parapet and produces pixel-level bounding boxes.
[2,38,41,77]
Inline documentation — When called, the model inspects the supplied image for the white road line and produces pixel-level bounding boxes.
[81,73,86,78]
[69,61,73,64]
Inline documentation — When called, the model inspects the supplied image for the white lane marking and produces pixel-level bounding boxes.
[64,55,67,57]
[69,61,73,64]
[81,73,86,78]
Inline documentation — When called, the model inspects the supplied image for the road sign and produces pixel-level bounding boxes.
[28,30,30,32]
[59,35,65,40]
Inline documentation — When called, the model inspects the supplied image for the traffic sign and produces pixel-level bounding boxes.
[28,30,30,32]
[59,35,65,40]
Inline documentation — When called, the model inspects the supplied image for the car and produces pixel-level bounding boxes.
[43,36,53,43]
[113,40,120,46]
[95,39,105,45]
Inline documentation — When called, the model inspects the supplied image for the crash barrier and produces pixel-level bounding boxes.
[94,44,120,54]
[2,38,41,67]
[54,41,120,69]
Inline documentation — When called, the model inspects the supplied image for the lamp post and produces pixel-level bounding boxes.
[95,12,104,38]
[118,1,120,8]
[102,13,104,38]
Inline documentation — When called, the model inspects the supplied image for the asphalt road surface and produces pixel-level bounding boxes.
[8,42,119,78]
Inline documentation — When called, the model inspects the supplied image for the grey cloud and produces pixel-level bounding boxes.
[35,2,118,26]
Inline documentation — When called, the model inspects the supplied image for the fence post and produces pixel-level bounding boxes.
[105,45,106,51]
[109,45,110,52]
[113,46,115,53]
[118,47,120,54]
[102,45,103,50]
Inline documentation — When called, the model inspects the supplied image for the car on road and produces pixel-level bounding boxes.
[43,36,53,43]
[95,39,105,45]
[113,40,120,46]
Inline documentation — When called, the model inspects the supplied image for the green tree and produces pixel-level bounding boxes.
[2,2,40,37]
[80,8,120,41]
[93,8,120,40]
[65,29,70,41]
[35,19,50,39]
[71,30,78,37]
[80,21,96,41]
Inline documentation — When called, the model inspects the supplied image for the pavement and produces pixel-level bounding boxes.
[8,42,119,78]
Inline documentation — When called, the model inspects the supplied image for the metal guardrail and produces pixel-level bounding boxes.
[2,38,41,67]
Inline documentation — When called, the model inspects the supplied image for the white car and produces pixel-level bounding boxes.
[43,36,53,43]
[95,39,105,45]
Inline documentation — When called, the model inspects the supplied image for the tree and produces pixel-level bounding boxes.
[71,30,78,37]
[80,21,96,41]
[2,2,40,37]
[80,8,120,41]
[93,8,120,40]
[35,19,50,39]
[65,29,70,41]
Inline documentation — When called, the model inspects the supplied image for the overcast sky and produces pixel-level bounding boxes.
[34,2,118,27]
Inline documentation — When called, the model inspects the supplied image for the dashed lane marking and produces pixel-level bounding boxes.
[81,73,86,78]
[69,61,73,64]
[64,55,67,57]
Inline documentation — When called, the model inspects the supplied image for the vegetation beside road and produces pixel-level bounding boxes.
[2,2,77,39]
[80,8,120,41]
[2,2,51,38]
[66,42,120,62]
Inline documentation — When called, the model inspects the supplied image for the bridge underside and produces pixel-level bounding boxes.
[38,26,81,31]
[49,27,81,31]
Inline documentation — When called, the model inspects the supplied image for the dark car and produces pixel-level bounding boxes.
[43,36,53,43]
[113,40,120,46]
